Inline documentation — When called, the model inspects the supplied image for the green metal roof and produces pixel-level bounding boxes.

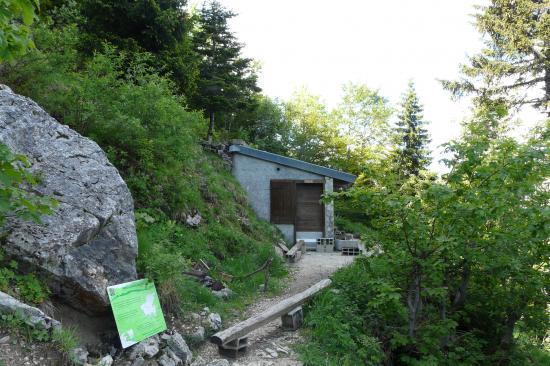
[229,145,356,183]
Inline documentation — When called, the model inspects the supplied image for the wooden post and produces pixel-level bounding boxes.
[286,240,304,258]
[263,259,272,292]
[211,279,331,346]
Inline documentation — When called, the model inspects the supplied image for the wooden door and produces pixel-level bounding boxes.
[295,183,323,232]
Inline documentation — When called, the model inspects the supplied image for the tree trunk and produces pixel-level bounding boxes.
[407,266,422,339]
[207,110,215,143]
[500,312,519,350]
[452,261,470,310]
[545,65,550,117]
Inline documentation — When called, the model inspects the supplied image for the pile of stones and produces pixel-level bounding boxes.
[73,331,192,366]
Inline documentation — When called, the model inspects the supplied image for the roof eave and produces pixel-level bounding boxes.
[229,145,356,183]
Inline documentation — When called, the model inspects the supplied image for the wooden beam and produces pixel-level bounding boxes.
[276,241,289,253]
[286,240,304,258]
[210,279,331,346]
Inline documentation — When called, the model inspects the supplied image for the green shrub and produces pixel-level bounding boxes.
[2,13,288,322]
[1,22,204,217]
[299,289,384,366]
[0,249,49,305]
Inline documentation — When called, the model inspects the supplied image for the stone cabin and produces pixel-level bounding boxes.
[229,143,356,245]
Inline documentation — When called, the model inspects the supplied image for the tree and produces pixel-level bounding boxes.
[0,0,39,61]
[283,89,354,170]
[336,82,393,152]
[442,0,550,115]
[392,82,431,178]
[76,0,199,97]
[324,110,549,364]
[191,0,260,142]
[227,95,292,156]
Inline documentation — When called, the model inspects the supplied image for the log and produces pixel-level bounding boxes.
[286,240,304,258]
[211,278,331,346]
[239,257,272,280]
[276,241,290,253]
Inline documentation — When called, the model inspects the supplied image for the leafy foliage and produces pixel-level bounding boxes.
[337,82,393,153]
[0,249,49,305]
[283,89,350,167]
[77,0,199,97]
[303,109,549,365]
[2,21,205,215]
[0,0,39,61]
[299,287,385,366]
[1,13,286,318]
[220,95,293,156]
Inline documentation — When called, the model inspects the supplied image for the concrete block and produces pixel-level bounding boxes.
[281,306,304,330]
[218,337,248,358]
[335,239,361,251]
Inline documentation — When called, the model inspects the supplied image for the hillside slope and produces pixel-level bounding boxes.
[1,18,287,329]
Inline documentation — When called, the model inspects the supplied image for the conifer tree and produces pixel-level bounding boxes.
[442,0,550,115]
[191,0,260,141]
[75,0,199,97]
[392,82,431,178]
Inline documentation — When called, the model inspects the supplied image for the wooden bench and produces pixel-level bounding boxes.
[285,239,305,262]
[211,279,331,357]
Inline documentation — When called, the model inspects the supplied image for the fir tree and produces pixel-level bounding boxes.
[442,0,550,115]
[392,82,431,178]
[192,0,260,141]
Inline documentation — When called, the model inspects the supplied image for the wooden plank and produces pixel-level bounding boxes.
[276,241,290,253]
[270,181,295,224]
[295,183,323,231]
[286,240,304,258]
[211,279,332,346]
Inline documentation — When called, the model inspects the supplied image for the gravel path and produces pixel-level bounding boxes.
[194,252,355,366]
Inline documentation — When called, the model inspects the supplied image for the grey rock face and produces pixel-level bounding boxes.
[166,331,192,364]
[207,313,222,331]
[130,357,145,366]
[0,291,60,330]
[205,360,230,366]
[157,352,177,366]
[98,355,114,366]
[185,211,201,227]
[70,347,89,366]
[164,348,182,365]
[128,336,160,360]
[190,326,205,342]
[0,85,138,312]
[212,287,233,299]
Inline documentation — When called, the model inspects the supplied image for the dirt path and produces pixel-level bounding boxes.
[194,252,355,366]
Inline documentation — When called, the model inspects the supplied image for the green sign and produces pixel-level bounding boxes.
[107,279,167,348]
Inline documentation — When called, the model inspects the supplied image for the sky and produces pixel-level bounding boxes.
[215,0,543,172]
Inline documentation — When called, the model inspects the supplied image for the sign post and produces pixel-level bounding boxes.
[107,279,167,348]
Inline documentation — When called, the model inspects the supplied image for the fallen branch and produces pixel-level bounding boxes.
[237,257,273,280]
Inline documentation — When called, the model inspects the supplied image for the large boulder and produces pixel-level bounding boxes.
[0,85,138,313]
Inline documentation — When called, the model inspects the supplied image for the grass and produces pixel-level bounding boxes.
[0,311,80,365]
[52,327,79,356]
[136,151,288,321]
